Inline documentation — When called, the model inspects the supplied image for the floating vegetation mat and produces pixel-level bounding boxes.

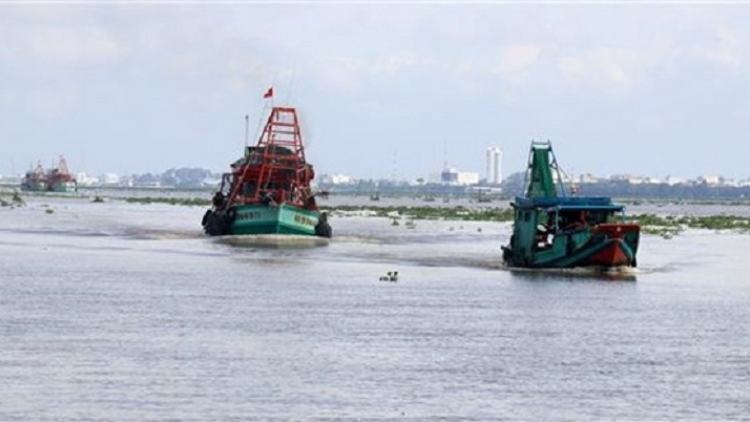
[629,213,750,238]
[327,205,515,222]
[125,197,211,206]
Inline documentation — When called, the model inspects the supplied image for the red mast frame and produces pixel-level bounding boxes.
[224,107,316,210]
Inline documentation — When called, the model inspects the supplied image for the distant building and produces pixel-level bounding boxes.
[330,174,353,185]
[0,174,23,186]
[427,172,443,184]
[699,175,721,185]
[102,173,120,186]
[441,168,479,186]
[578,173,599,184]
[319,173,354,185]
[628,176,645,185]
[486,147,502,185]
[76,172,100,187]
[441,168,458,184]
[664,175,684,186]
[457,172,480,185]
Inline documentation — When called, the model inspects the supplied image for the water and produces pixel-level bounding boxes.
[2,195,750,421]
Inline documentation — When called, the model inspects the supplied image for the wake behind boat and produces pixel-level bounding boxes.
[202,106,332,238]
[502,141,640,269]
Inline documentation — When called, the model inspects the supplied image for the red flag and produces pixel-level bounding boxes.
[263,87,273,99]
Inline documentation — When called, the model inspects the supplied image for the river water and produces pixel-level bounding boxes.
[1,194,749,421]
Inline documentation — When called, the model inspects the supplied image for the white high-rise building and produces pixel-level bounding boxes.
[486,146,503,185]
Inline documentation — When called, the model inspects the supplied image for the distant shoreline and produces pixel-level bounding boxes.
[4,189,750,237]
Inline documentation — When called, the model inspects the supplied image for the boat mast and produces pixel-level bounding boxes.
[244,114,250,147]
[523,140,567,198]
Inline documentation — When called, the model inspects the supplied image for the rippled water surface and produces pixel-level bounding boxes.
[2,195,750,421]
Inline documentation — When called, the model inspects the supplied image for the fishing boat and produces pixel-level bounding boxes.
[20,162,48,192]
[20,156,77,193]
[502,141,639,269]
[202,106,332,238]
[47,156,77,192]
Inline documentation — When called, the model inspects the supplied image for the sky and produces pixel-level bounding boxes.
[2,3,750,181]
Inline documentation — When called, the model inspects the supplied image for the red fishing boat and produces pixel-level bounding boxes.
[46,156,77,192]
[202,106,331,238]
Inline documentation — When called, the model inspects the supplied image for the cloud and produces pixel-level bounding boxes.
[0,7,124,66]
[497,44,542,75]
[4,4,750,178]
[558,49,641,91]
[558,56,587,78]
[28,27,122,65]
[372,52,422,76]
[693,26,741,72]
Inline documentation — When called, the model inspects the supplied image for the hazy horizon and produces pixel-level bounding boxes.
[2,4,750,180]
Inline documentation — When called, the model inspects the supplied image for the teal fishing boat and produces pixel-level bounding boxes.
[502,142,640,269]
[202,106,331,238]
[20,162,47,192]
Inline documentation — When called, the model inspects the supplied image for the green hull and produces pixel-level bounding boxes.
[49,182,77,193]
[504,226,639,269]
[228,204,320,236]
[20,183,47,192]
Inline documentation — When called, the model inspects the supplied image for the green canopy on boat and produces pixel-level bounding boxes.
[526,145,558,198]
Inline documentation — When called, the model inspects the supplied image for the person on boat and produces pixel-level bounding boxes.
[304,192,317,210]
[242,181,256,198]
[212,191,225,210]
[260,190,276,206]
[315,212,332,238]
[563,211,588,231]
[290,182,302,204]
[535,223,552,249]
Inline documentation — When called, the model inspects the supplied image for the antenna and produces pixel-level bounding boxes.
[244,114,250,146]
[392,151,398,182]
[285,64,297,106]
[253,95,271,145]
[442,142,448,170]
[271,69,278,108]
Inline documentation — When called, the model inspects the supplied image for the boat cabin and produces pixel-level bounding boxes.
[511,196,627,253]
